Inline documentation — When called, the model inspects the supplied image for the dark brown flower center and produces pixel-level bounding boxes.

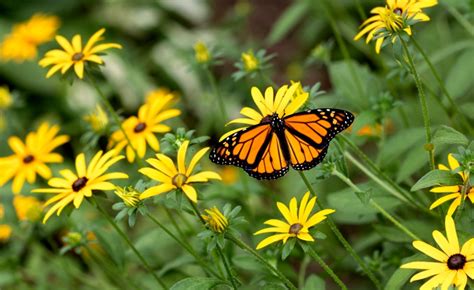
[393,7,403,15]
[289,223,303,235]
[23,155,35,164]
[172,174,187,188]
[72,177,88,192]
[134,122,147,133]
[72,52,84,61]
[447,254,466,270]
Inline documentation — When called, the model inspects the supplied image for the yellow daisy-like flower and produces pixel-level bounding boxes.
[429,154,473,216]
[33,150,128,223]
[39,28,122,79]
[109,93,180,162]
[0,14,60,62]
[0,86,13,110]
[221,82,308,140]
[354,0,437,53]
[401,215,474,290]
[202,206,228,233]
[241,50,259,72]
[139,140,221,203]
[13,195,43,222]
[0,224,12,242]
[114,186,141,207]
[254,191,335,250]
[83,104,109,132]
[0,122,69,194]
[194,41,211,64]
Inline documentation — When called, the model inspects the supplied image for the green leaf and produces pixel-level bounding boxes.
[302,274,326,290]
[373,224,412,243]
[267,1,308,45]
[170,277,228,290]
[446,49,474,99]
[396,142,427,182]
[384,254,423,290]
[281,238,296,260]
[378,128,425,165]
[433,125,468,146]
[411,169,463,191]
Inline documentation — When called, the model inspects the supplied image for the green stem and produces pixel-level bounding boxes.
[399,37,435,170]
[444,4,474,37]
[216,247,239,289]
[332,170,420,240]
[298,171,382,289]
[146,212,223,279]
[187,198,207,224]
[454,172,470,221]
[95,201,168,289]
[301,243,348,290]
[89,77,142,165]
[410,37,473,134]
[226,234,297,290]
[164,207,187,239]
[205,69,228,122]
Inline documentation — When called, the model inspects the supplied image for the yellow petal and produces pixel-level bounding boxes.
[177,140,189,174]
[140,183,175,200]
[71,35,82,52]
[276,201,292,224]
[181,184,197,203]
[187,171,221,183]
[413,241,448,262]
[255,233,288,250]
[55,35,74,54]
[75,153,86,177]
[83,28,106,54]
[445,215,459,253]
[251,87,270,116]
[74,61,84,79]
[186,147,209,176]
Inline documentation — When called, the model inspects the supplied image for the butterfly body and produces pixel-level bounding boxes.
[210,108,354,180]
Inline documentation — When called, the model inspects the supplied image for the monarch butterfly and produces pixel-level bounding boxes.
[209,108,354,179]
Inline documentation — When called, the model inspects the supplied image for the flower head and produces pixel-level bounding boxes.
[194,41,211,64]
[401,215,474,290]
[202,207,228,233]
[254,191,335,250]
[109,93,180,162]
[0,14,60,62]
[114,186,141,208]
[84,104,109,132]
[0,122,69,194]
[0,224,12,242]
[241,50,259,72]
[39,28,122,79]
[145,88,178,105]
[139,140,221,203]
[354,0,437,53]
[13,195,43,222]
[429,154,473,216]
[221,82,308,140]
[33,150,128,223]
[0,86,13,110]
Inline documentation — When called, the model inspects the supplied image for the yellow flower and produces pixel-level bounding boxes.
[241,50,259,72]
[114,186,141,207]
[109,93,180,162]
[13,195,43,222]
[139,140,221,203]
[145,88,178,105]
[39,28,122,79]
[401,215,474,290]
[84,104,109,132]
[254,191,335,250]
[194,41,211,64]
[0,86,13,110]
[354,0,437,53]
[0,204,4,218]
[0,122,69,194]
[202,206,228,233]
[0,14,60,62]
[33,150,128,223]
[429,154,473,216]
[0,224,12,242]
[221,82,308,140]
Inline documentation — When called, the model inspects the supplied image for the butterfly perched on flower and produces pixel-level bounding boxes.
[209,83,354,180]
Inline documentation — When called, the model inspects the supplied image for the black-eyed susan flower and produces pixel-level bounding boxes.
[114,186,141,208]
[354,0,437,53]
[194,41,211,64]
[0,13,60,62]
[13,195,43,222]
[83,104,109,133]
[0,86,13,110]
[401,215,474,290]
[254,191,335,250]
[0,122,69,194]
[221,82,308,140]
[429,153,473,216]
[139,140,221,203]
[108,93,180,162]
[202,207,229,233]
[241,50,259,72]
[33,150,128,223]
[39,28,122,79]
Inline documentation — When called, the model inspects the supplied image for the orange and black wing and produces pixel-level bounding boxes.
[283,108,354,170]
[209,123,290,179]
